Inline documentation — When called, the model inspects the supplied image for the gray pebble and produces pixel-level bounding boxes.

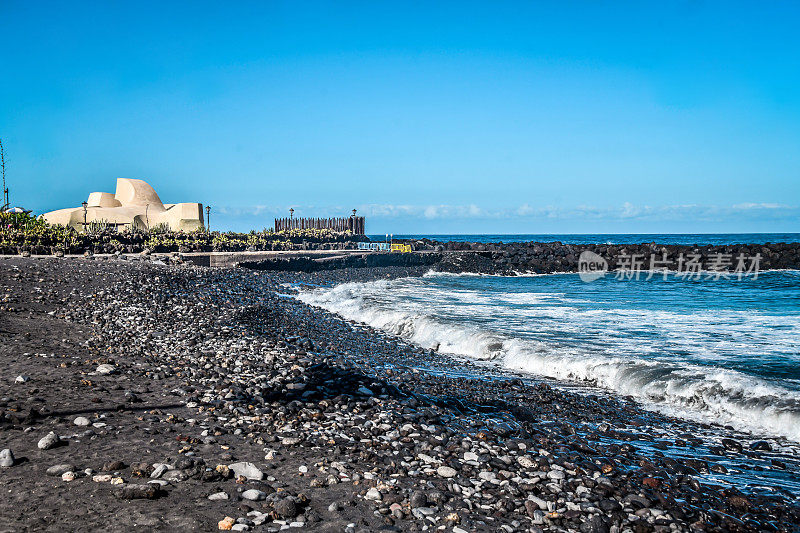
[46,464,75,476]
[241,489,266,501]
[0,449,14,467]
[38,431,60,450]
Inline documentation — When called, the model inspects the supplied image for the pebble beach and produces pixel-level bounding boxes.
[1,255,799,532]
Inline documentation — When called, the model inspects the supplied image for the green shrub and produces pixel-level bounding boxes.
[148,222,171,234]
[0,212,365,255]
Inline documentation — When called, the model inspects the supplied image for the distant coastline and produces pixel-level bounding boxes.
[373,232,800,246]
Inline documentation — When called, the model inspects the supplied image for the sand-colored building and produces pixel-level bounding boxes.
[42,178,204,232]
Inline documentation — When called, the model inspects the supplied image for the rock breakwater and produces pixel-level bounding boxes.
[421,240,800,275]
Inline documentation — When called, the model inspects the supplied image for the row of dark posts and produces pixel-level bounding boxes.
[274,216,365,234]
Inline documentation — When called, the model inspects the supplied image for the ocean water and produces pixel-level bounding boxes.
[297,269,800,443]
[370,233,800,245]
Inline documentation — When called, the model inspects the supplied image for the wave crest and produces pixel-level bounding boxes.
[297,279,800,442]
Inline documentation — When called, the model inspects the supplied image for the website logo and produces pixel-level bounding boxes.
[578,250,608,282]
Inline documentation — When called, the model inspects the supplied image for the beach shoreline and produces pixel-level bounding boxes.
[1,256,798,532]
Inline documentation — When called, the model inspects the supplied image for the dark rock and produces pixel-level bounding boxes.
[720,438,743,453]
[409,491,427,508]
[131,462,154,477]
[102,460,126,472]
[579,515,609,533]
[273,498,298,518]
[598,499,621,513]
[115,484,160,500]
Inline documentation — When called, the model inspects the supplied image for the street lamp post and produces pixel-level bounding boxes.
[206,205,211,233]
[0,138,8,211]
[81,201,88,233]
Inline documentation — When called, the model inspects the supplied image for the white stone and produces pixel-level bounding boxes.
[478,471,496,481]
[527,495,548,511]
[228,461,264,480]
[418,453,438,465]
[242,489,266,501]
[517,455,536,468]
[37,431,59,450]
[150,463,172,479]
[95,364,116,375]
[437,466,457,478]
[0,449,14,467]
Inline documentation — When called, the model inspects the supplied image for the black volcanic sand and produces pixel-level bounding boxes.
[1,257,798,532]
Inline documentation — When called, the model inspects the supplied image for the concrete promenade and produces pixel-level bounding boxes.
[0,249,441,268]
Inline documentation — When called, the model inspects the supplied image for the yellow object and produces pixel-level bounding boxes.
[218,517,235,530]
[390,243,413,253]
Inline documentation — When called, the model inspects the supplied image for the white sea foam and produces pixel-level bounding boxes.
[502,339,800,441]
[297,281,506,359]
[424,270,576,278]
[297,277,800,442]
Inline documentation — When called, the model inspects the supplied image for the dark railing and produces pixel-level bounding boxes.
[274,216,365,235]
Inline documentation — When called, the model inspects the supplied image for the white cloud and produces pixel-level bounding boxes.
[620,202,640,218]
[732,202,786,210]
[515,203,535,216]
[467,204,483,217]
[423,205,441,219]
[214,201,799,223]
[356,204,418,217]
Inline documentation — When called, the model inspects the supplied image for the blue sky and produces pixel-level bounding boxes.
[1,1,799,233]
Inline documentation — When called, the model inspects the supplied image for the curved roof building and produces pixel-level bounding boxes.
[42,178,204,232]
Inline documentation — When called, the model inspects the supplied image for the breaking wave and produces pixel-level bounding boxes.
[297,273,800,442]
